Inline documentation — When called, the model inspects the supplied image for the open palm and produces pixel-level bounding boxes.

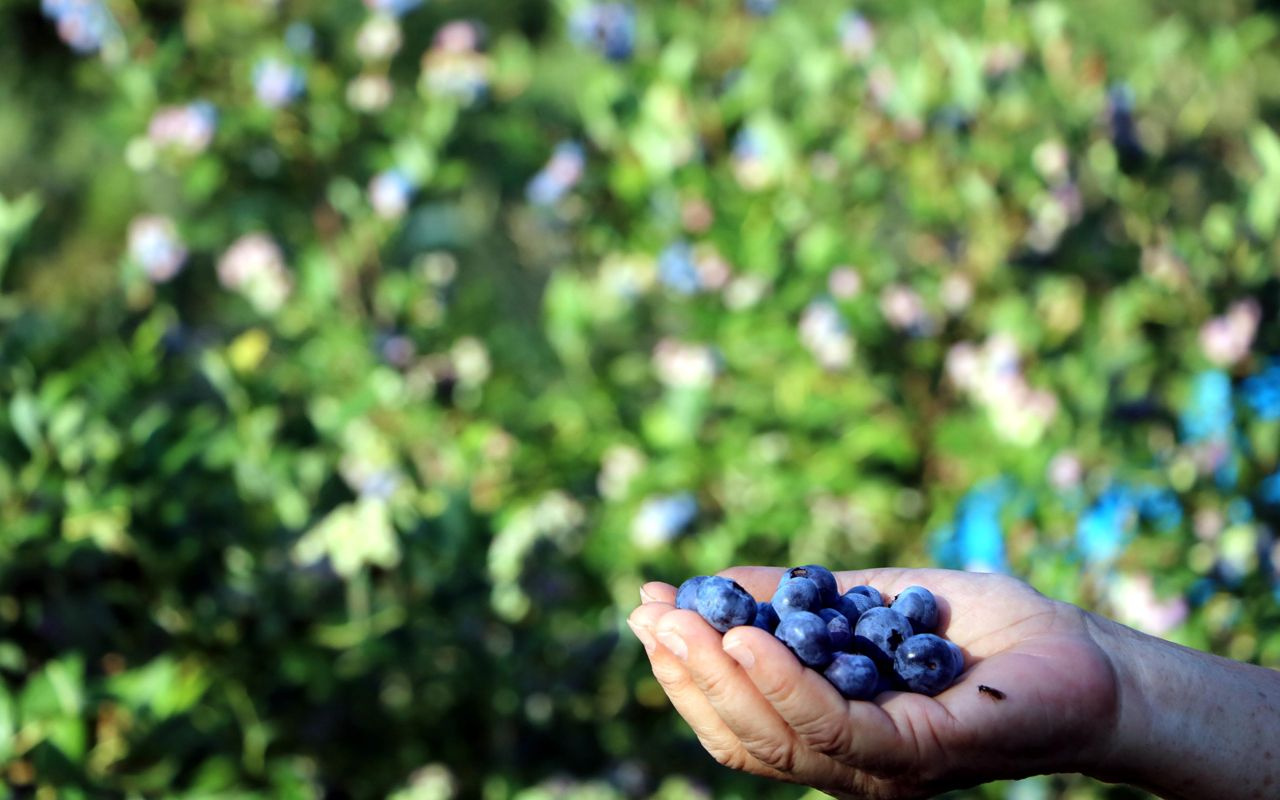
[627,567,1121,799]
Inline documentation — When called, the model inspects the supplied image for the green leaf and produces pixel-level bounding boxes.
[107,657,210,719]
[0,191,41,285]
[293,497,400,579]
[0,641,25,673]
[1248,182,1280,237]
[44,716,86,761]
[1250,124,1280,176]
[18,656,84,724]
[8,391,41,452]
[0,682,14,762]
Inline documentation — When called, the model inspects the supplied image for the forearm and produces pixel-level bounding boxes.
[1087,612,1280,799]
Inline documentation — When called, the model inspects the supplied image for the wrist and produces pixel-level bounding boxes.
[1080,609,1280,799]
[1078,610,1161,786]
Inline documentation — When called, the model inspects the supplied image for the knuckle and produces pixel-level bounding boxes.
[692,661,736,703]
[796,716,851,759]
[755,668,802,708]
[706,742,750,772]
[739,733,797,773]
[695,729,748,771]
[849,771,906,800]
[895,713,924,770]
[649,657,692,691]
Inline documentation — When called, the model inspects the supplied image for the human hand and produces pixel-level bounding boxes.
[627,567,1121,799]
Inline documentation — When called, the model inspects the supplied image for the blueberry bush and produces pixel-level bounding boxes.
[3,0,1280,797]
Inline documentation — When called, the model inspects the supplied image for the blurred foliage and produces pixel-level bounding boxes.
[2,0,1280,797]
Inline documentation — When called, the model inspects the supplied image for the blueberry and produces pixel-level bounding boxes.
[817,608,846,623]
[874,666,903,695]
[891,586,939,634]
[676,576,710,611]
[775,610,834,668]
[772,576,822,617]
[846,585,883,607]
[819,608,853,652]
[853,606,913,662]
[753,601,780,633]
[695,577,757,633]
[831,595,864,627]
[798,565,841,606]
[838,590,879,623]
[893,633,961,696]
[824,653,879,700]
[780,565,840,607]
[945,639,965,675]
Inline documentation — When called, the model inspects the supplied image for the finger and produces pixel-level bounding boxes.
[715,566,785,600]
[834,567,932,599]
[640,581,675,604]
[722,625,918,776]
[655,609,860,787]
[627,604,791,780]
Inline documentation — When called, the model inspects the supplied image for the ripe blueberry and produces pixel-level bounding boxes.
[676,576,709,611]
[782,564,840,607]
[772,576,822,617]
[819,608,853,651]
[695,576,757,633]
[775,610,834,668]
[846,585,883,607]
[893,633,960,696]
[853,606,913,662]
[945,639,964,675]
[838,590,878,622]
[753,601,780,633]
[891,585,939,634]
[824,653,879,700]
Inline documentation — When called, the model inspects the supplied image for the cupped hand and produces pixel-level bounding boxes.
[626,567,1121,799]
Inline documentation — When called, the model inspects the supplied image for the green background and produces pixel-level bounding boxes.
[2,0,1279,797]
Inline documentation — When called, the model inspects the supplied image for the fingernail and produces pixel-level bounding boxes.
[639,585,657,604]
[626,621,657,655]
[656,631,688,661]
[724,641,755,670]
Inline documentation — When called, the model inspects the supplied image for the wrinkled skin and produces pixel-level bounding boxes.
[627,567,1120,799]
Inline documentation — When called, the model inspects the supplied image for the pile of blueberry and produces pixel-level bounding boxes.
[675,566,963,699]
